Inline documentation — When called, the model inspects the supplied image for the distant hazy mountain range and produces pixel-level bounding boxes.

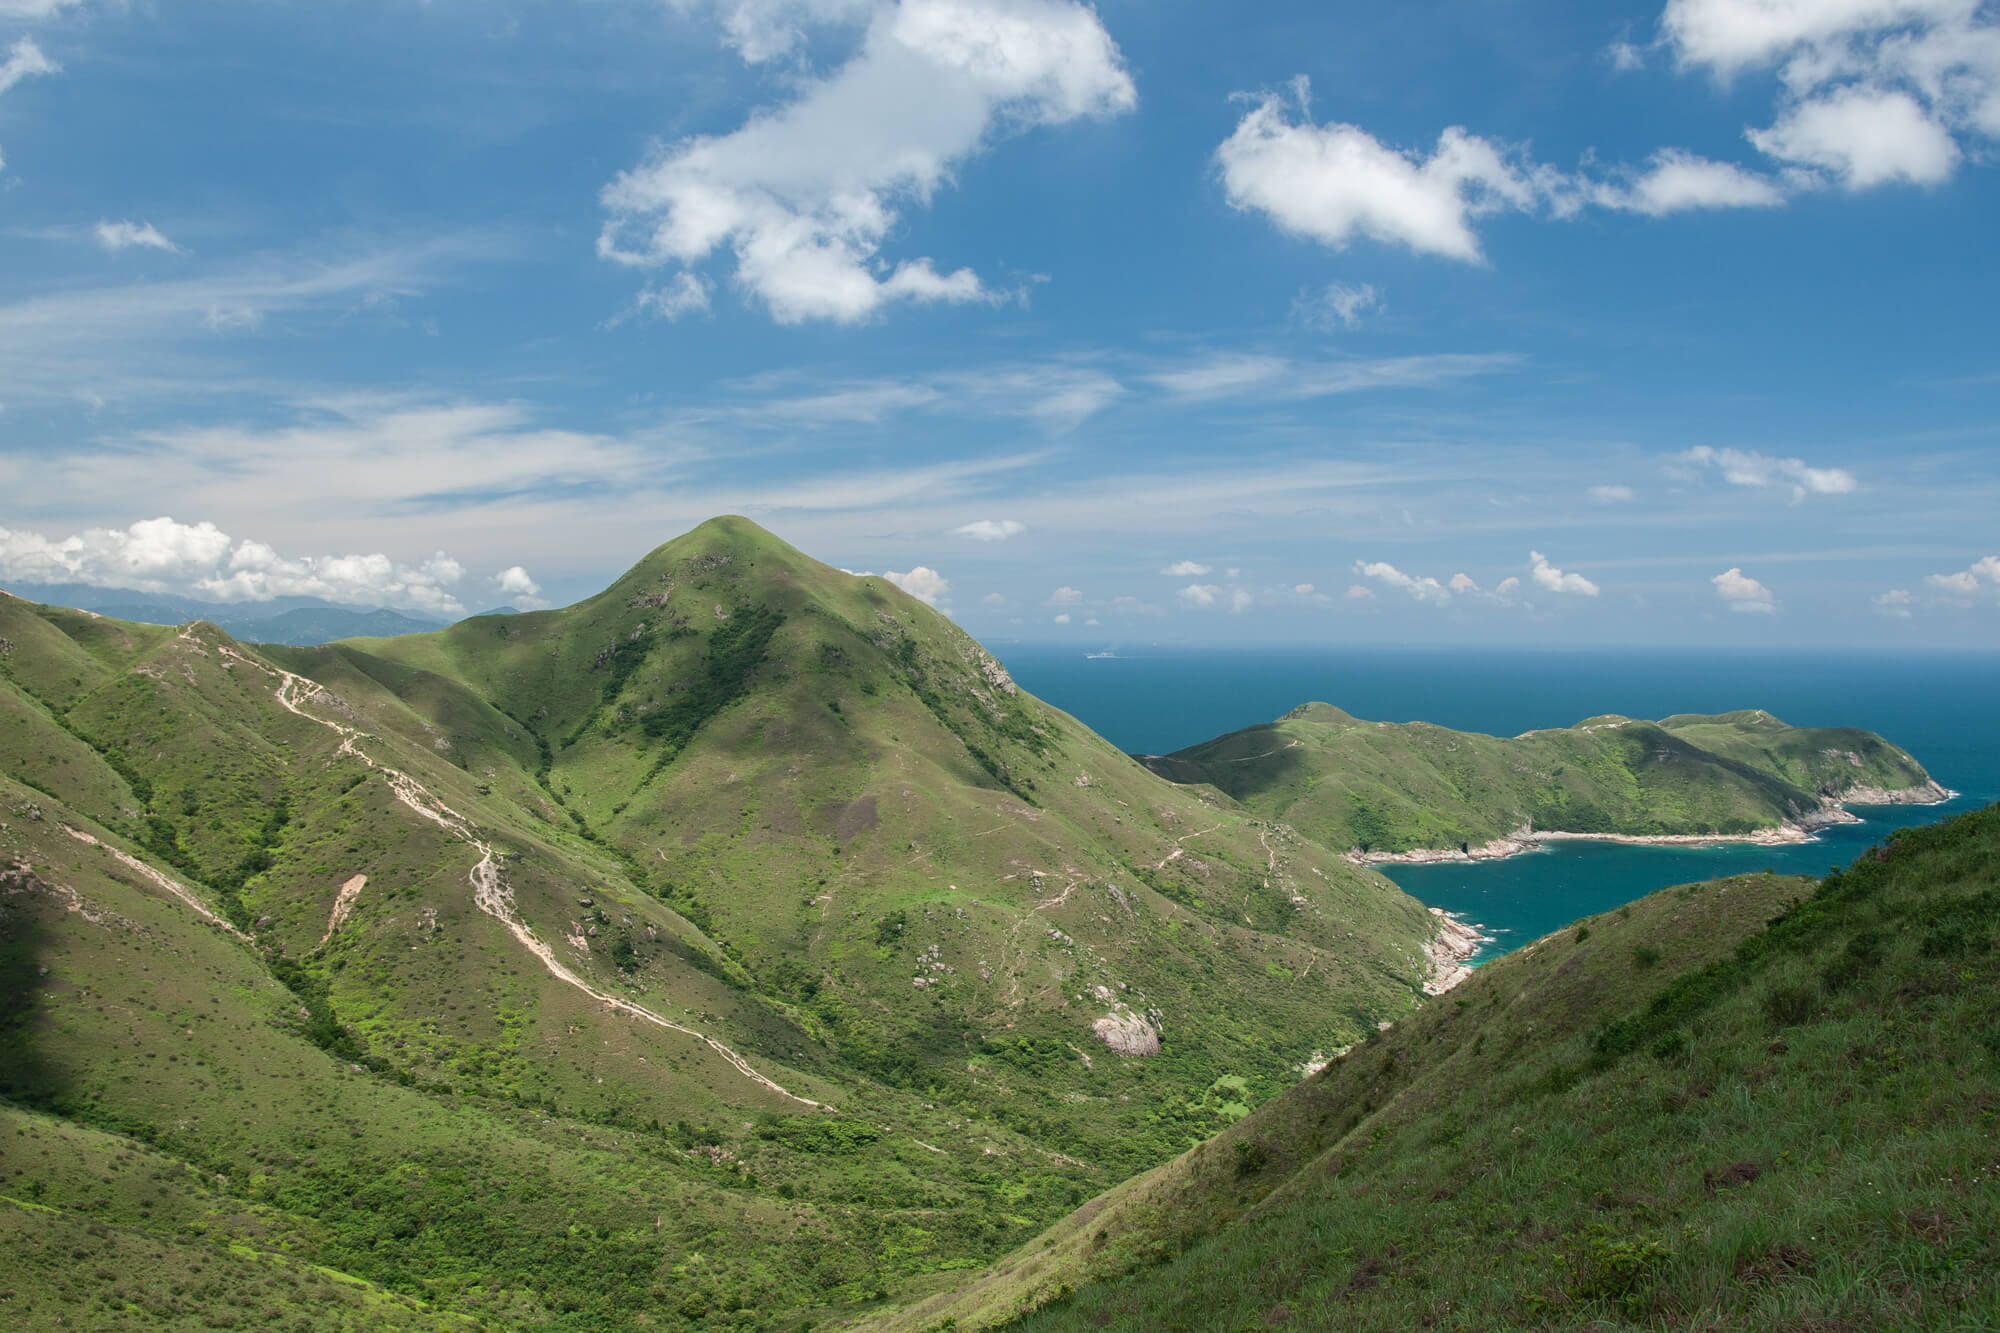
[0,583,515,645]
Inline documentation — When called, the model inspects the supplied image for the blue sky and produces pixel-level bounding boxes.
[1,0,1997,646]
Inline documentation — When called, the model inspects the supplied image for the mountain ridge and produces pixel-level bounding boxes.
[0,516,1441,1327]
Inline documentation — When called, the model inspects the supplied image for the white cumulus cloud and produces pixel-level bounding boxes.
[1046,584,1083,604]
[601,0,1137,324]
[1448,572,1480,594]
[1683,445,1858,502]
[1923,554,2000,598]
[885,564,950,607]
[1874,587,1914,617]
[1344,584,1375,601]
[1215,76,1792,264]
[1355,559,1452,604]
[94,221,182,254]
[0,516,477,617]
[494,565,548,610]
[1052,612,1071,624]
[1661,0,1971,76]
[1589,484,1636,503]
[1161,559,1211,576]
[1590,148,1787,214]
[1217,78,1545,263]
[1662,0,2000,191]
[685,0,879,64]
[953,518,1025,541]
[1712,566,1777,613]
[1177,583,1220,609]
[1748,85,1961,188]
[1529,550,1601,597]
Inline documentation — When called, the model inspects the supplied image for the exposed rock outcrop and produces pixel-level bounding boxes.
[1091,1008,1160,1056]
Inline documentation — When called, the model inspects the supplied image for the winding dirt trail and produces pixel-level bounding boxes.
[217,640,822,1108]
[61,825,250,941]
[1155,822,1222,870]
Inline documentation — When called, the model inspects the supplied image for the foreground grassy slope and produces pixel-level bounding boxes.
[866,801,2000,1332]
[0,519,1438,1328]
[1140,700,1939,857]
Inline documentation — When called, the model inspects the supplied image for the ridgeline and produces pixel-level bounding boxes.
[1139,700,1944,860]
[0,517,1974,1331]
[0,518,1431,1329]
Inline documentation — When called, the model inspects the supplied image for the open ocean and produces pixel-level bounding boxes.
[1000,646,2000,963]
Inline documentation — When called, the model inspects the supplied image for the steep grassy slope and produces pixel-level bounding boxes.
[1140,701,1940,857]
[339,519,1439,1160]
[0,521,1439,1328]
[864,802,2000,1332]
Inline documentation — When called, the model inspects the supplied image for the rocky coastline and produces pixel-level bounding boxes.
[1350,780,1956,869]
[1839,778,1954,806]
[1423,908,1490,995]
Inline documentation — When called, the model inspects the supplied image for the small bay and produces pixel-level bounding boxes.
[1002,644,1999,962]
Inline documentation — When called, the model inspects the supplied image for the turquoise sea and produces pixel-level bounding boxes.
[1000,646,2000,963]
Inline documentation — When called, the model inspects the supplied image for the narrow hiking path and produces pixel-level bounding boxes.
[1219,740,1303,763]
[1156,822,1222,870]
[60,825,250,941]
[215,639,823,1108]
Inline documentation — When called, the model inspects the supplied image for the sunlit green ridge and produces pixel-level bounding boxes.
[0,518,1434,1328]
[1140,699,1940,858]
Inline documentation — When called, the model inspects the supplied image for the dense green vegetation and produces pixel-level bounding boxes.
[1,519,1967,1331]
[1140,700,1938,856]
[868,801,2000,1332]
[0,520,1437,1328]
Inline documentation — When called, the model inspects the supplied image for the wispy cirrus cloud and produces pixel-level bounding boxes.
[1291,281,1381,330]
[95,221,183,254]
[0,35,57,167]
[0,36,56,98]
[0,1,85,20]
[717,362,1125,431]
[953,518,1024,541]
[1148,350,1518,402]
[0,233,512,406]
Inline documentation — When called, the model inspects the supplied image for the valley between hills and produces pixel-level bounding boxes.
[0,517,1988,1332]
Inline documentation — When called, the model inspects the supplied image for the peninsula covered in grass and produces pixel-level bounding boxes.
[1138,701,1947,862]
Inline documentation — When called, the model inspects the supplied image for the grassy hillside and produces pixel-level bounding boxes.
[862,801,2000,1332]
[1139,700,1940,857]
[0,520,1440,1328]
